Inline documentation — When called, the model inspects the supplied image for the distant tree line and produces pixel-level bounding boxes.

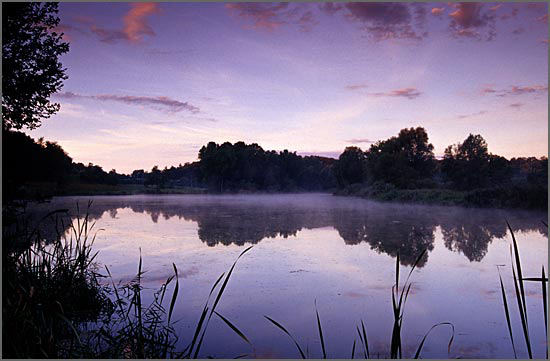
[197,141,336,192]
[334,127,547,208]
[3,127,547,208]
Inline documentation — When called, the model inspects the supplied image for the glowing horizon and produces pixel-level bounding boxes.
[25,2,548,174]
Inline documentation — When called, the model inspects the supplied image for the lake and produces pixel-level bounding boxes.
[28,193,548,358]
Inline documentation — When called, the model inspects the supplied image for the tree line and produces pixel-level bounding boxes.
[4,126,547,208]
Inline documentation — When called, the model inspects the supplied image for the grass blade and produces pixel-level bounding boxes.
[507,221,528,325]
[351,339,356,359]
[498,267,517,358]
[194,246,252,358]
[543,266,547,359]
[214,311,251,345]
[511,256,532,359]
[264,315,306,359]
[413,322,454,359]
[210,246,253,317]
[315,300,327,359]
[168,263,179,325]
[361,319,370,359]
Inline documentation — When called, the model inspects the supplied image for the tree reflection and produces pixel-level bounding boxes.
[26,196,548,267]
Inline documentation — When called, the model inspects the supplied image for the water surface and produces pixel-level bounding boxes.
[31,194,548,358]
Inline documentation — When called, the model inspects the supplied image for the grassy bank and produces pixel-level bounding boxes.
[20,182,207,198]
[335,182,548,210]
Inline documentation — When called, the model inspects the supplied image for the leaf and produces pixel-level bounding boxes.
[214,311,251,345]
[264,315,306,359]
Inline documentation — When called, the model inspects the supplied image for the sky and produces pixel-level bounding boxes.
[26,2,549,174]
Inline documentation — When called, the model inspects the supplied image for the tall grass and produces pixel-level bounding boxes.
[265,249,454,359]
[3,203,110,358]
[3,204,253,359]
[497,221,548,359]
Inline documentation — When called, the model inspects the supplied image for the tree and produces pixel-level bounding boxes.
[2,2,69,130]
[333,146,367,187]
[441,134,512,189]
[365,127,436,188]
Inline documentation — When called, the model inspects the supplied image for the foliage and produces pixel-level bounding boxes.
[3,128,546,209]
[2,207,111,358]
[365,127,436,189]
[441,134,512,190]
[2,204,254,359]
[333,146,367,187]
[2,2,69,130]
[3,130,73,201]
[198,141,336,192]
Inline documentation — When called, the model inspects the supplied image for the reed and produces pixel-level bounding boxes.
[498,221,548,359]
[266,249,454,359]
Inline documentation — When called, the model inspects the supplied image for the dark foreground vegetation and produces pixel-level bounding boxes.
[2,205,253,358]
[4,127,547,209]
[2,204,547,358]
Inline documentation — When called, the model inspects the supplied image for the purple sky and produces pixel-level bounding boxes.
[26,2,548,173]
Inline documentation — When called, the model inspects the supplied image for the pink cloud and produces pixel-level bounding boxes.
[225,3,317,31]
[371,87,422,99]
[448,3,496,40]
[431,7,445,16]
[345,84,368,91]
[86,3,160,44]
[481,84,548,97]
[537,14,548,23]
[123,3,160,43]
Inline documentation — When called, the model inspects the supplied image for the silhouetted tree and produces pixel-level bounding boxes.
[441,134,512,189]
[365,127,436,188]
[198,141,335,192]
[144,166,165,187]
[2,2,69,130]
[333,146,367,187]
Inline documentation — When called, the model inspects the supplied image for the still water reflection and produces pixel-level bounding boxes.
[30,194,548,358]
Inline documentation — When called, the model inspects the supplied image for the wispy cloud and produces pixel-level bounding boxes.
[123,3,160,42]
[370,87,422,99]
[512,27,525,35]
[481,84,548,97]
[509,102,523,109]
[431,7,445,16]
[346,138,375,144]
[55,92,200,113]
[50,23,88,42]
[343,2,427,41]
[448,3,496,40]
[225,3,317,32]
[86,3,160,44]
[345,84,368,91]
[457,110,488,119]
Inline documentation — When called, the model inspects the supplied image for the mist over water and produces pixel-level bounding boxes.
[29,194,548,358]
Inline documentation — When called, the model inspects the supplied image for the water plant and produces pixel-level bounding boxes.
[2,203,253,359]
[497,220,548,359]
[265,249,454,359]
[3,203,110,358]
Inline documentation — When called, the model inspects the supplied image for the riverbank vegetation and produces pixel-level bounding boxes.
[2,206,252,358]
[4,127,547,209]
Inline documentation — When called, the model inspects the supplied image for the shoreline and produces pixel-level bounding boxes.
[16,182,548,212]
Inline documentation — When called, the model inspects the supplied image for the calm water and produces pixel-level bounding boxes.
[30,194,548,358]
